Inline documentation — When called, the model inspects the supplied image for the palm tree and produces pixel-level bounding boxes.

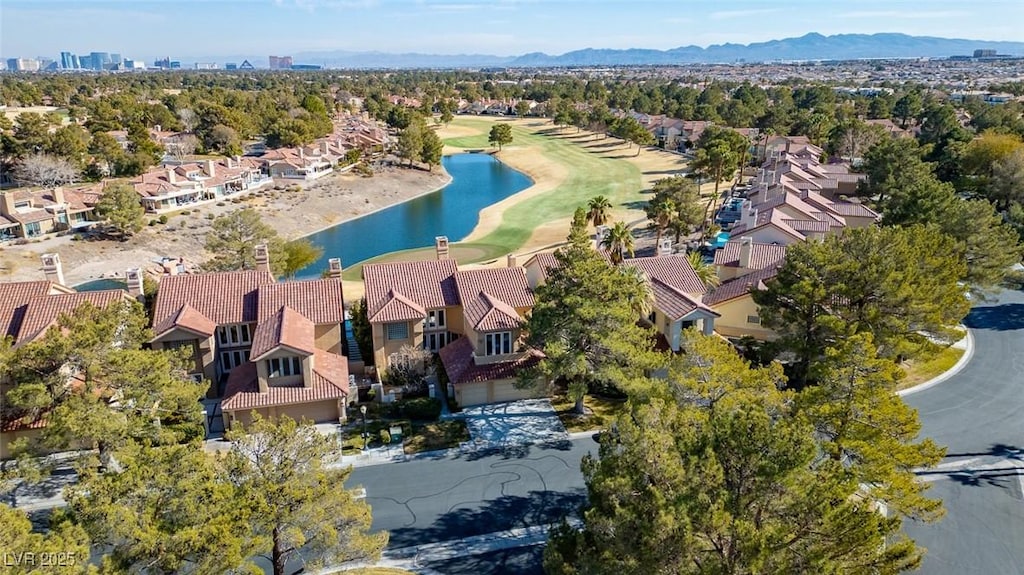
[619,265,654,320]
[601,221,635,264]
[587,195,612,228]
[645,196,677,248]
[687,251,720,289]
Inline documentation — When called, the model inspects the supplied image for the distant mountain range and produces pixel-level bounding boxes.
[284,33,1024,69]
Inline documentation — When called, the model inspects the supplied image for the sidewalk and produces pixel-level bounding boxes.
[897,328,974,397]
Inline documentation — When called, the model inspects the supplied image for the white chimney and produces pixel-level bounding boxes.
[52,187,66,206]
[320,141,330,155]
[594,225,609,249]
[254,244,270,273]
[507,253,518,268]
[435,236,450,260]
[739,236,753,269]
[205,159,216,178]
[125,268,144,302]
[657,238,673,256]
[41,253,65,286]
[327,257,342,279]
[166,168,177,184]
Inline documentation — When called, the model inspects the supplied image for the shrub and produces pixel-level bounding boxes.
[398,397,442,421]
[216,202,226,206]
[148,220,157,227]
[157,214,168,224]
[379,429,392,445]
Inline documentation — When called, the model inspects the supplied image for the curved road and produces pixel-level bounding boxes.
[903,288,1024,574]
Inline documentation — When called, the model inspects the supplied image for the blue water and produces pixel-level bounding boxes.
[75,278,126,292]
[295,154,532,278]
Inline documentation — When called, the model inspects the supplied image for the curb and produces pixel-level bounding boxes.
[897,328,974,397]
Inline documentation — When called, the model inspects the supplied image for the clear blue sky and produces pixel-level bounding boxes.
[1,0,1022,62]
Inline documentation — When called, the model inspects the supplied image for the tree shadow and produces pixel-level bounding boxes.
[386,488,586,549]
[423,545,545,575]
[963,303,1024,331]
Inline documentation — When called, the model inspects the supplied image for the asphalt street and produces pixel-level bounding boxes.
[349,437,595,573]
[903,288,1024,574]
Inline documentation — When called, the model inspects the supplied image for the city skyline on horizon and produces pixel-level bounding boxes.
[2,0,1023,63]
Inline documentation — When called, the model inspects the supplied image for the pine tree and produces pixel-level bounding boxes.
[522,208,657,413]
[223,416,387,575]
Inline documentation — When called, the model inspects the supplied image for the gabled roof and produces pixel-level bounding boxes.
[453,268,534,333]
[714,240,787,270]
[524,252,558,282]
[474,292,524,331]
[438,336,543,385]
[625,255,707,296]
[649,277,719,321]
[370,290,427,323]
[221,350,348,412]
[256,278,344,325]
[250,306,316,360]
[152,270,275,335]
[0,280,66,340]
[704,266,781,307]
[154,303,217,339]
[363,260,459,323]
[16,290,128,345]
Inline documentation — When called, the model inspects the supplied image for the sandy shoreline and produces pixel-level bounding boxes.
[0,165,451,286]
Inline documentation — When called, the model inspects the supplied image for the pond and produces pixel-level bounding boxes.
[295,153,532,278]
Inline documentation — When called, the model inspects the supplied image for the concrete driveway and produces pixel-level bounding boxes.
[462,399,568,449]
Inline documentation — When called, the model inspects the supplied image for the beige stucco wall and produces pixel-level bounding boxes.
[314,323,342,354]
[152,331,216,396]
[372,319,423,372]
[711,295,777,340]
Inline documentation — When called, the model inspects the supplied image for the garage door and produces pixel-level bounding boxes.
[458,382,489,407]
[491,380,537,404]
[279,400,339,424]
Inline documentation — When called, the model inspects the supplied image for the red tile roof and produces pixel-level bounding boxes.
[438,336,543,385]
[250,305,316,360]
[0,281,61,339]
[714,240,787,270]
[625,255,707,296]
[370,290,427,323]
[154,303,217,338]
[525,252,559,282]
[152,270,275,335]
[363,260,459,322]
[453,268,533,333]
[256,279,344,325]
[703,266,781,307]
[16,290,128,345]
[221,349,348,412]
[648,279,716,321]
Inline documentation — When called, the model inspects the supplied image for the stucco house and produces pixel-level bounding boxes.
[148,246,350,427]
[524,250,719,353]
[705,237,787,340]
[362,238,544,408]
[0,254,135,458]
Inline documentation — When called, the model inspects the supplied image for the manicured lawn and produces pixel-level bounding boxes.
[551,393,628,433]
[344,117,657,279]
[341,419,411,454]
[404,419,470,454]
[450,117,644,254]
[898,346,965,390]
[442,133,492,149]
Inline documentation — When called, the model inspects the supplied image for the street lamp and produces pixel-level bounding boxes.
[360,405,368,449]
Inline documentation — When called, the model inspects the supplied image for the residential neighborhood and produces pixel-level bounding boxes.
[2,5,1024,574]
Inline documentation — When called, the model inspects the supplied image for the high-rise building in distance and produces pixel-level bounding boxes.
[268,55,293,70]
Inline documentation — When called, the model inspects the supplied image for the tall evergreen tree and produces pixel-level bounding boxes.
[521,209,657,413]
[224,416,387,575]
